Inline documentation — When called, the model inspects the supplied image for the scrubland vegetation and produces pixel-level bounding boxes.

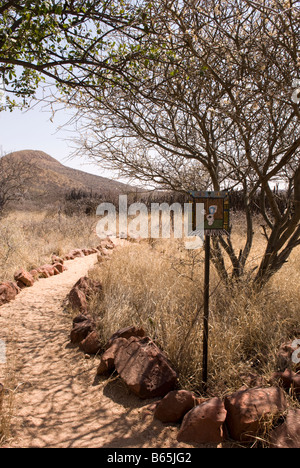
[1,0,299,448]
[1,210,299,397]
[0,209,299,446]
[88,213,300,396]
[0,210,99,282]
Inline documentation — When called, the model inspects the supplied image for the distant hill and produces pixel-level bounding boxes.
[2,150,136,208]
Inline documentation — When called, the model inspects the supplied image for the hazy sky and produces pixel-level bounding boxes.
[0,94,119,180]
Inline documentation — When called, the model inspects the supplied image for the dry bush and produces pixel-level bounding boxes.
[0,210,100,281]
[89,214,300,397]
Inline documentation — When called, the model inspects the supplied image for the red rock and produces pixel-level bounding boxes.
[68,249,85,258]
[68,276,103,313]
[51,255,64,265]
[14,269,34,287]
[82,248,96,256]
[68,287,88,313]
[269,409,300,448]
[39,264,56,277]
[72,276,103,300]
[29,269,39,280]
[64,254,75,260]
[224,387,288,442]
[53,262,66,274]
[177,397,227,444]
[79,331,102,355]
[114,336,178,399]
[72,313,91,325]
[291,374,300,397]
[97,238,115,251]
[70,320,94,344]
[154,390,197,423]
[37,268,50,278]
[105,325,146,350]
[96,338,128,375]
[0,281,19,306]
[101,243,114,250]
[11,281,20,294]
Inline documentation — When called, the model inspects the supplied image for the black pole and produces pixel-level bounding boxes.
[202,234,210,392]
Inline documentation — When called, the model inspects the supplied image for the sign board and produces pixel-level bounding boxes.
[189,190,230,236]
[188,190,230,391]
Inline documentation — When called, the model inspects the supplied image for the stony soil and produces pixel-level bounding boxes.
[0,252,206,448]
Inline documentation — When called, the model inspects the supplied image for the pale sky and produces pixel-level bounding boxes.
[0,94,120,180]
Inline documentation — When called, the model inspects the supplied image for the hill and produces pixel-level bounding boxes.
[2,150,135,208]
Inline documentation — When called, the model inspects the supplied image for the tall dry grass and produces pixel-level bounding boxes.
[89,213,300,397]
[0,210,100,281]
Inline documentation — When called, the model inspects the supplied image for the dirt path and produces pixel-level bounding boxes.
[0,252,198,449]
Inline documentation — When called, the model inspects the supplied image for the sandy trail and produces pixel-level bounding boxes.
[0,252,198,449]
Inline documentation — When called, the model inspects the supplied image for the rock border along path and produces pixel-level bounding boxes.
[0,247,198,449]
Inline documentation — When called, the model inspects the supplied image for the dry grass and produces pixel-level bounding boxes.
[0,210,100,281]
[88,213,300,398]
[0,210,299,446]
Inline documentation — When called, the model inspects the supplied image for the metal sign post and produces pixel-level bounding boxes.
[189,190,229,392]
[202,233,210,392]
